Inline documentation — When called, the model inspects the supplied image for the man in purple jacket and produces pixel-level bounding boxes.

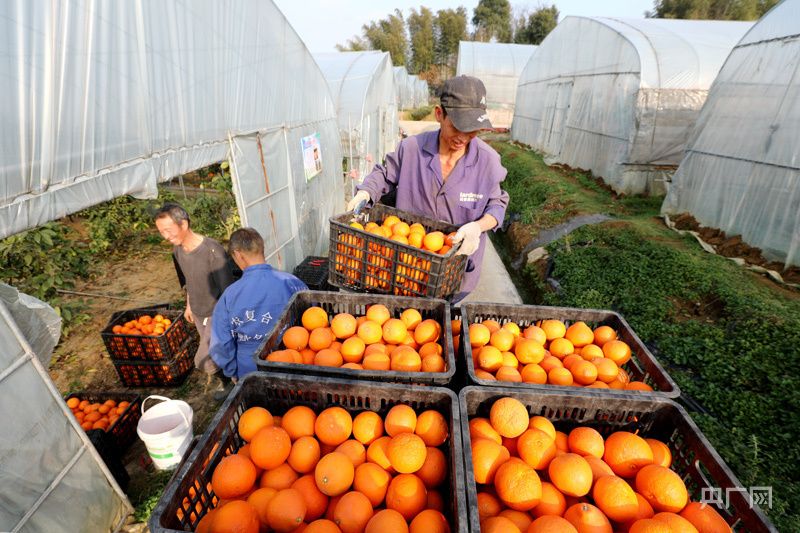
[347,75,509,301]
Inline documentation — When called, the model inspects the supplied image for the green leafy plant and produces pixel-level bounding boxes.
[408,105,434,121]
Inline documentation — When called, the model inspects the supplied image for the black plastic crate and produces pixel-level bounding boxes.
[461,302,680,398]
[149,372,467,533]
[112,336,197,387]
[65,391,142,453]
[293,256,336,291]
[87,429,130,490]
[101,306,194,361]
[254,290,455,385]
[459,386,775,532]
[329,204,468,300]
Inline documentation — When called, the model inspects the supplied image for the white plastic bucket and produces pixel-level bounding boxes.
[136,395,194,470]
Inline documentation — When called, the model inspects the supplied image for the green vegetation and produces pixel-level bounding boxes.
[493,140,800,530]
[408,105,435,121]
[130,469,174,522]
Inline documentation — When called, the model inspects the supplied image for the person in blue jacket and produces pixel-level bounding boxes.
[209,227,307,399]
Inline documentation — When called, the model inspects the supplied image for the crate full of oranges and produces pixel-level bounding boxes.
[64,392,142,453]
[101,306,193,362]
[459,303,680,398]
[329,204,468,299]
[255,290,455,386]
[148,373,468,533]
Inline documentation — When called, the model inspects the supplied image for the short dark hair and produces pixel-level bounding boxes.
[155,203,190,227]
[229,228,265,256]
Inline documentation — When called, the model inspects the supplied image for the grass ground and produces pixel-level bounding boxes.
[489,140,800,531]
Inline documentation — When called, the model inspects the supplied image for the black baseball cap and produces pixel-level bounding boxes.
[439,75,493,132]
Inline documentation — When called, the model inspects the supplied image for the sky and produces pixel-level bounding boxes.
[273,0,656,53]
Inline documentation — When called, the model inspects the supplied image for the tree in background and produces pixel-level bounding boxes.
[648,0,778,19]
[514,5,559,45]
[335,36,369,52]
[472,0,513,42]
[363,9,409,66]
[408,7,435,74]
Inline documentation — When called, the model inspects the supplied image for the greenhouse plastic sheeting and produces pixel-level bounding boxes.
[313,52,399,189]
[0,300,130,532]
[457,41,537,113]
[414,78,430,108]
[393,67,416,109]
[663,0,800,267]
[0,0,341,243]
[0,284,61,368]
[511,17,751,195]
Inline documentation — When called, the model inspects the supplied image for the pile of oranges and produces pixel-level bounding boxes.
[265,304,447,374]
[464,317,653,391]
[194,403,452,533]
[334,214,458,296]
[471,396,731,533]
[66,396,131,432]
[111,314,172,337]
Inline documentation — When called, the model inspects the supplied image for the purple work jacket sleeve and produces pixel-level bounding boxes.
[357,130,509,295]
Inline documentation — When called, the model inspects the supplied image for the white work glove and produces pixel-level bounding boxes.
[346,190,371,214]
[452,221,482,256]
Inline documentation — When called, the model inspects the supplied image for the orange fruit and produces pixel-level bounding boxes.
[342,362,363,370]
[366,304,391,326]
[489,397,529,438]
[593,325,617,346]
[382,318,408,344]
[652,512,700,533]
[584,455,615,482]
[401,308,423,330]
[247,487,278,527]
[353,411,384,445]
[475,369,497,381]
[469,323,491,347]
[357,321,383,345]
[212,454,258,499]
[419,342,442,357]
[515,338,545,364]
[635,464,689,512]
[521,363,547,384]
[518,428,557,470]
[540,320,566,341]
[494,458,542,511]
[469,418,502,445]
[315,407,353,446]
[679,502,730,532]
[331,313,357,339]
[354,462,391,506]
[471,437,511,484]
[604,431,654,478]
[387,433,427,473]
[336,439,366,467]
[562,354,583,370]
[549,338,574,358]
[565,322,594,348]
[498,509,533,532]
[481,516,521,533]
[408,232,424,248]
[315,452,354,496]
[422,354,446,372]
[646,439,673,468]
[266,488,307,532]
[502,351,519,368]
[528,416,556,441]
[363,352,391,370]
[593,475,639,522]
[563,502,612,533]
[547,367,573,386]
[626,381,654,392]
[497,366,523,382]
[593,358,619,383]
[477,491,502,520]
[531,481,567,518]
[523,326,547,344]
[567,427,604,458]
[305,519,343,533]
[314,349,344,367]
[554,431,569,452]
[415,410,448,446]
[333,491,374,533]
[239,407,274,442]
[386,473,427,520]
[490,329,515,352]
[548,453,593,497]
[309,327,335,351]
[302,307,329,331]
[211,499,260,533]
[580,344,604,360]
[366,436,394,472]
[250,426,292,470]
[478,346,504,372]
[416,447,447,488]
[539,355,563,373]
[365,509,409,533]
[414,319,440,345]
[288,436,322,474]
[261,463,300,491]
[66,397,80,409]
[527,515,578,532]
[628,519,674,533]
[385,404,417,435]
[284,326,310,350]
[340,337,366,363]
[390,348,422,372]
[570,360,598,386]
[410,509,450,533]
[422,232,444,252]
[603,340,632,366]
[502,321,521,336]
[480,319,500,333]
